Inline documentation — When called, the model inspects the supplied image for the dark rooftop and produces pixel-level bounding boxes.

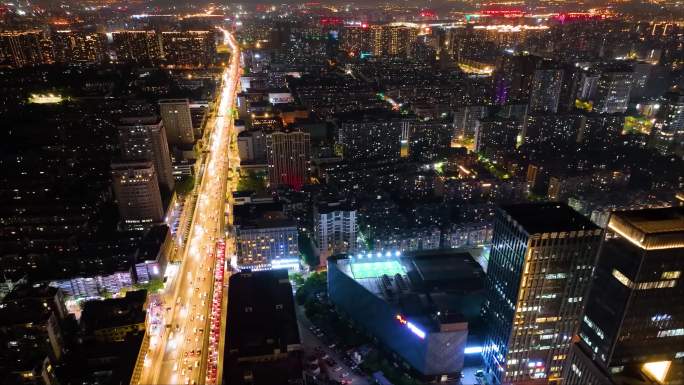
[611,206,684,235]
[500,202,599,234]
[80,290,146,334]
[233,202,296,229]
[226,269,300,358]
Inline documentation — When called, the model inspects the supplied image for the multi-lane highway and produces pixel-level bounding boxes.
[134,28,240,385]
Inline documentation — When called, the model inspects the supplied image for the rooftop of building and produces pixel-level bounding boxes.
[80,290,147,333]
[0,296,56,326]
[3,282,60,302]
[233,202,297,229]
[226,269,300,358]
[330,249,486,327]
[500,202,599,234]
[607,207,684,250]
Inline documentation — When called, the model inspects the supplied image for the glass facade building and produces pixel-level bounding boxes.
[484,203,602,384]
[566,207,684,385]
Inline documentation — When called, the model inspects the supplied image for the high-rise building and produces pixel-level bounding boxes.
[117,116,174,192]
[529,66,564,113]
[158,99,195,145]
[484,203,603,385]
[111,162,164,230]
[594,67,634,114]
[453,105,489,145]
[314,199,358,264]
[651,90,684,156]
[266,130,310,190]
[565,207,684,385]
[369,25,418,58]
[111,31,164,65]
[161,31,216,67]
[493,54,541,105]
[341,25,371,56]
[337,110,412,162]
[51,30,106,64]
[0,30,52,67]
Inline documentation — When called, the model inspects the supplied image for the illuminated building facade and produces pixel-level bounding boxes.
[117,116,175,192]
[328,250,486,381]
[314,199,358,265]
[158,99,195,145]
[111,162,164,230]
[0,30,52,67]
[234,206,300,272]
[484,203,602,384]
[651,90,684,156]
[266,130,310,191]
[565,207,684,385]
[368,25,418,58]
[453,105,489,146]
[337,110,412,162]
[161,31,216,67]
[594,68,633,114]
[529,67,564,114]
[341,25,371,56]
[51,30,106,64]
[112,31,164,65]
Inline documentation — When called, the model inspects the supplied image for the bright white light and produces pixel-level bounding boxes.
[406,321,426,339]
[643,361,671,383]
[464,346,483,354]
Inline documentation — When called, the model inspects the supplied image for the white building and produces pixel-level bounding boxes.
[314,200,358,264]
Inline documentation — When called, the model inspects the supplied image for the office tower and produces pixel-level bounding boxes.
[111,31,164,65]
[0,30,51,67]
[314,199,358,264]
[594,67,634,114]
[474,117,522,162]
[51,30,106,64]
[161,31,216,67]
[117,116,175,191]
[224,269,303,384]
[158,99,195,145]
[565,207,684,385]
[111,162,164,230]
[338,110,411,162]
[266,130,310,190]
[651,90,684,156]
[529,66,564,113]
[484,203,603,385]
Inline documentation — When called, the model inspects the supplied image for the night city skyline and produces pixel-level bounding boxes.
[0,1,683,385]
